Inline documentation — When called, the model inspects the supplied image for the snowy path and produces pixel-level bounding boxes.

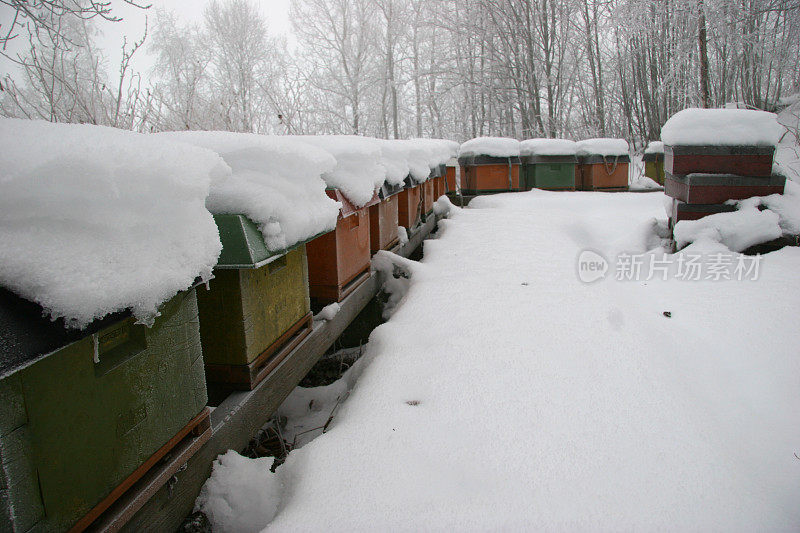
[262,191,800,531]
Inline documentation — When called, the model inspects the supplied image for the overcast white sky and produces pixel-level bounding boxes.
[1,0,293,82]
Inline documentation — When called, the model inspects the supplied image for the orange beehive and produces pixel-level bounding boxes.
[397,178,423,231]
[369,182,402,255]
[575,155,629,190]
[422,178,435,217]
[306,189,378,304]
[458,156,521,194]
[445,165,457,193]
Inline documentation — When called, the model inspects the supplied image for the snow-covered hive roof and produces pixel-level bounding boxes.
[520,139,577,156]
[158,131,340,252]
[458,137,521,158]
[576,138,629,157]
[0,119,226,329]
[289,135,384,207]
[661,108,784,147]
[644,141,664,154]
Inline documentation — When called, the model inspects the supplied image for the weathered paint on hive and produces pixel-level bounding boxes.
[197,246,310,366]
[0,290,206,532]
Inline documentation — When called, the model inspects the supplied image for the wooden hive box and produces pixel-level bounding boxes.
[445,164,458,193]
[306,189,378,305]
[668,198,737,229]
[575,154,630,190]
[197,214,315,391]
[664,173,786,204]
[369,182,403,255]
[422,177,435,218]
[665,145,774,177]
[0,287,210,532]
[642,152,665,185]
[397,176,423,232]
[457,155,521,194]
[522,155,577,190]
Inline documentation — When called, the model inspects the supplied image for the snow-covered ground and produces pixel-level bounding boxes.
[199,190,800,532]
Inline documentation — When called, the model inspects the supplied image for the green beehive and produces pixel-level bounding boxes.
[0,287,208,532]
[522,155,577,190]
[197,214,314,390]
[642,141,665,185]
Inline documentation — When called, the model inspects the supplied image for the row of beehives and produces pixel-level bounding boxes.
[0,166,446,533]
[454,137,632,195]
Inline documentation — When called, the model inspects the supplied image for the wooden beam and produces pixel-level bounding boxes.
[119,216,436,532]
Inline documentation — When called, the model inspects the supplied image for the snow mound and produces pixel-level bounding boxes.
[736,179,800,236]
[520,138,577,156]
[314,302,341,322]
[0,119,224,329]
[195,450,281,533]
[433,195,456,217]
[458,137,520,158]
[673,207,782,251]
[393,140,434,182]
[159,132,340,252]
[378,140,413,186]
[576,138,629,157]
[628,175,662,191]
[644,141,664,154]
[289,135,384,206]
[661,108,783,146]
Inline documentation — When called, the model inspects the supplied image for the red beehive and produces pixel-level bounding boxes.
[668,198,737,229]
[397,177,423,231]
[306,189,379,304]
[665,145,774,177]
[664,173,785,204]
[369,182,402,255]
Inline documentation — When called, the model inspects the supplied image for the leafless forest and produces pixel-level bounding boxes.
[2,0,798,145]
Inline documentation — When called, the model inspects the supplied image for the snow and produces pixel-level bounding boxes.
[673,207,782,251]
[644,140,664,154]
[661,108,784,146]
[397,226,409,245]
[203,190,800,531]
[576,137,629,157]
[0,119,224,329]
[313,302,341,322]
[195,450,282,533]
[519,138,577,156]
[458,137,520,158]
[288,135,385,207]
[157,131,340,252]
[628,175,662,191]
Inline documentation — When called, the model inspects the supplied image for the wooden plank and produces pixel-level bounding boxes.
[120,216,436,533]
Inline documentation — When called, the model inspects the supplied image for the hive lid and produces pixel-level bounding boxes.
[214,214,325,269]
[325,188,379,218]
[379,181,404,199]
[0,287,128,379]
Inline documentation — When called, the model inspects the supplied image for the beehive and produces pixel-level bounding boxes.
[306,189,378,304]
[664,173,785,204]
[665,145,774,177]
[575,154,630,190]
[0,288,209,532]
[369,182,402,255]
[197,214,314,390]
[458,156,522,194]
[397,177,423,231]
[522,155,577,190]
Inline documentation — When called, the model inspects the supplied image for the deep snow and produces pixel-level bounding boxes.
[200,190,800,532]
